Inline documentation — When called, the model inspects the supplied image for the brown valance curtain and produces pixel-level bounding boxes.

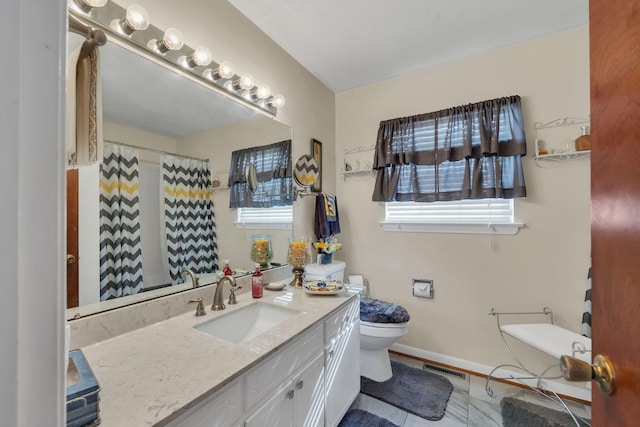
[372,95,527,202]
[229,140,293,208]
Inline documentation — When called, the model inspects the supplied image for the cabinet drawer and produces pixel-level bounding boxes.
[245,324,323,409]
[324,298,359,342]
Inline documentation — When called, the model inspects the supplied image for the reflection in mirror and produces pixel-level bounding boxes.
[245,163,258,193]
[294,154,319,187]
[67,24,292,319]
[292,154,319,200]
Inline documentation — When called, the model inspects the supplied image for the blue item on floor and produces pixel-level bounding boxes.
[66,349,100,427]
[360,361,452,421]
[360,297,410,323]
[338,409,400,427]
[501,397,590,427]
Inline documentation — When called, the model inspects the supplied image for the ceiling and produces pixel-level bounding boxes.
[228,0,589,93]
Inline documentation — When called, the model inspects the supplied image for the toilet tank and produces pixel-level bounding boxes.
[305,260,346,282]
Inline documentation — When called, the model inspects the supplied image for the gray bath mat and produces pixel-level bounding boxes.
[360,360,453,421]
[338,409,400,427]
[501,397,590,427]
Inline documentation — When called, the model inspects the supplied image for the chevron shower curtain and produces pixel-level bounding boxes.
[162,155,218,284]
[99,144,143,300]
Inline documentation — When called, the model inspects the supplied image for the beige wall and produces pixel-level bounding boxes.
[335,27,591,375]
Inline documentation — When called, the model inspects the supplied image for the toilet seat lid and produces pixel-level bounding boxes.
[360,297,410,324]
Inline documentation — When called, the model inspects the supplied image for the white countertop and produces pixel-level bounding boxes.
[80,285,357,426]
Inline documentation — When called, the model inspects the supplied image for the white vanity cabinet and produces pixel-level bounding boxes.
[159,295,360,427]
[165,379,243,427]
[243,323,324,427]
[245,353,325,427]
[324,298,360,427]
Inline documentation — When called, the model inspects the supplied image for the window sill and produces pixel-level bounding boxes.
[234,222,292,230]
[379,221,524,235]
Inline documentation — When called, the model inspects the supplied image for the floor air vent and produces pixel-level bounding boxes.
[422,363,466,379]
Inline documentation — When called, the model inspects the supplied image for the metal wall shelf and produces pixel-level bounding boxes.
[342,145,375,179]
[533,117,591,166]
[534,150,590,165]
[340,169,375,179]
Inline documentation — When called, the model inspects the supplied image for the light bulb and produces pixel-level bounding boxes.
[74,0,107,12]
[217,61,235,79]
[125,4,150,31]
[203,61,235,81]
[239,74,254,90]
[83,0,108,7]
[162,28,184,51]
[270,94,286,108]
[255,85,271,100]
[223,80,235,92]
[148,27,185,54]
[191,46,212,67]
[111,4,150,35]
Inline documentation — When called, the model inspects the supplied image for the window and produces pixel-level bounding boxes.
[382,199,523,235]
[229,140,293,209]
[236,206,293,229]
[372,95,527,203]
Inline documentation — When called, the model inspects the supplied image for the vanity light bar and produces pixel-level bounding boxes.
[68,1,284,116]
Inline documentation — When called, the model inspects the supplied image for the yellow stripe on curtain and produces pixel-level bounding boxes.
[163,186,213,200]
[100,181,140,195]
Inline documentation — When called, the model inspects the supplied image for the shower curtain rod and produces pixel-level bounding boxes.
[104,139,210,163]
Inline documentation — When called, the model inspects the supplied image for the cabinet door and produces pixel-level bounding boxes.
[166,380,242,427]
[325,323,360,427]
[244,381,294,427]
[293,353,325,427]
[245,325,323,409]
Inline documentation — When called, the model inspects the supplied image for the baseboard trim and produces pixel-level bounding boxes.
[390,343,591,404]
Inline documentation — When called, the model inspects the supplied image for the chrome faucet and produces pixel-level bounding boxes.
[180,269,200,288]
[212,275,236,311]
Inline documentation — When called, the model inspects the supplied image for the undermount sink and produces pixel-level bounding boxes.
[194,302,300,344]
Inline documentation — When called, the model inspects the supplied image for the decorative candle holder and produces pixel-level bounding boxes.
[250,234,273,268]
[287,236,310,287]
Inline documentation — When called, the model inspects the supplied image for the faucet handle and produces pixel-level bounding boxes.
[189,297,206,316]
[228,286,242,305]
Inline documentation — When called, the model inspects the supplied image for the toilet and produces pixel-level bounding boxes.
[304,260,346,282]
[359,297,410,382]
[304,261,410,382]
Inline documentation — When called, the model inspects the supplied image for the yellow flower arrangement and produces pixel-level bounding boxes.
[313,236,342,254]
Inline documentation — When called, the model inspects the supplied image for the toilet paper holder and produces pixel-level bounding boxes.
[412,279,434,299]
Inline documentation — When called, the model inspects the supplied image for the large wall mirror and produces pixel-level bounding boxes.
[66,14,293,319]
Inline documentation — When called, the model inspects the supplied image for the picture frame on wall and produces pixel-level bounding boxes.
[311,138,322,192]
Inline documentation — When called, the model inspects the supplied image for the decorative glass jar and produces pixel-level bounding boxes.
[287,236,311,287]
[250,234,273,268]
[287,236,310,268]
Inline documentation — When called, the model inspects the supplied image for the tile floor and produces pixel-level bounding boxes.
[347,353,592,426]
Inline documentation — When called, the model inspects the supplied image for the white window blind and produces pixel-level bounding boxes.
[382,199,523,235]
[236,206,293,230]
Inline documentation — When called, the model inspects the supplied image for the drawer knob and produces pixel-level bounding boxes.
[286,389,294,400]
[296,380,304,390]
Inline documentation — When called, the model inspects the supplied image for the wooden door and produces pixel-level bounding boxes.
[590,0,640,425]
[66,169,79,308]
